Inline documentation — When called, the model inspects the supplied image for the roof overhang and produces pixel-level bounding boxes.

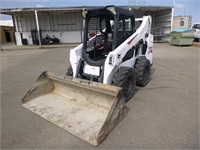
[0,5,173,15]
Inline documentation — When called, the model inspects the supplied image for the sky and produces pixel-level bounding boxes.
[0,0,199,24]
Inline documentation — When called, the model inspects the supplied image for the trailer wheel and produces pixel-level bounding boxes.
[66,65,73,76]
[112,67,136,102]
[134,56,151,87]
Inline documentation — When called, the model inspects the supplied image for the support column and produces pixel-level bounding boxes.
[34,10,42,48]
[12,15,17,45]
[171,0,176,31]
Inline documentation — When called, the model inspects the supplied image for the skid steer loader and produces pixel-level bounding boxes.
[22,6,153,146]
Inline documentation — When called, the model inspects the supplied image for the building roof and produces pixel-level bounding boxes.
[0,5,173,15]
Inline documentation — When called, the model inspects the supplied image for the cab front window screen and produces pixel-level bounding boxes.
[88,17,106,37]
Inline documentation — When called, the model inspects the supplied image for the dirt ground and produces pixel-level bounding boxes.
[0,43,199,149]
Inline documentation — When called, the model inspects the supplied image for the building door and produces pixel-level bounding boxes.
[5,31,11,42]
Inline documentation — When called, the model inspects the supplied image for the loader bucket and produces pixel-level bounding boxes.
[22,71,127,146]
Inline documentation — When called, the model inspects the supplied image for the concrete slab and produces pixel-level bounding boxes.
[1,44,199,149]
[1,43,80,51]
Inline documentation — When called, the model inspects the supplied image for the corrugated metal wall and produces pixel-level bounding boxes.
[15,12,82,32]
[154,9,171,34]
[134,8,172,42]
[16,14,36,32]
[49,12,82,31]
[154,9,172,42]
[13,8,172,45]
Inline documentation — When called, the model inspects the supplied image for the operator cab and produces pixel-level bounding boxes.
[78,6,135,82]
[82,6,135,67]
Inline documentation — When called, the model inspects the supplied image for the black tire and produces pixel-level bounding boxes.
[194,38,200,42]
[112,67,136,102]
[134,56,151,87]
[66,65,73,76]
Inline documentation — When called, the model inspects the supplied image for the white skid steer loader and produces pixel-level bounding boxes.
[22,6,153,146]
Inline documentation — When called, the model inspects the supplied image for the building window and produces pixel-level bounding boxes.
[180,21,184,26]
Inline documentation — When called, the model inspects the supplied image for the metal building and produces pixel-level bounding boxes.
[0,5,173,45]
